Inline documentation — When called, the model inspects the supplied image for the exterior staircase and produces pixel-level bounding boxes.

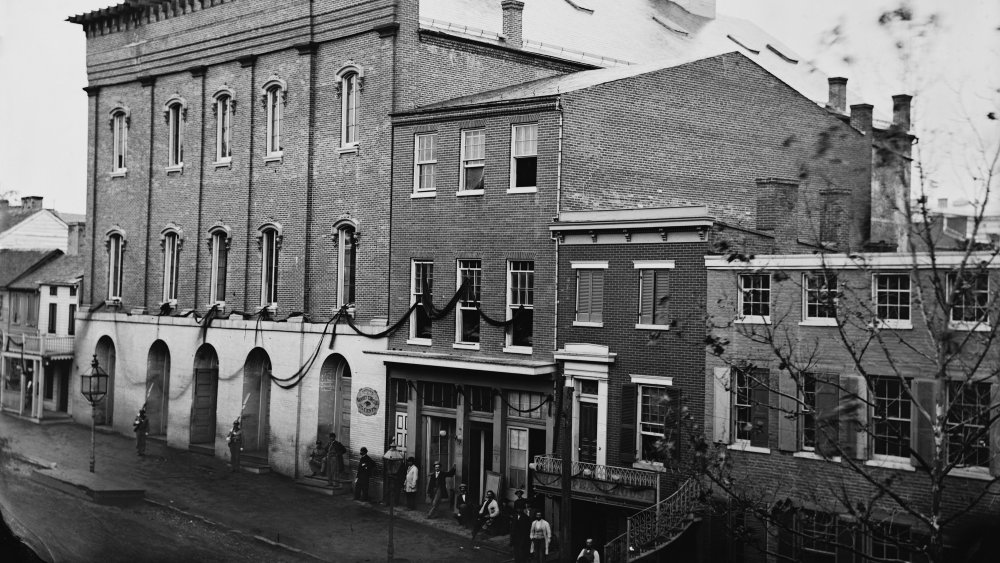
[604,477,702,563]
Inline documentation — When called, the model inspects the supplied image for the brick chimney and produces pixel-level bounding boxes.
[850,103,873,136]
[67,222,85,256]
[756,178,799,251]
[21,195,43,211]
[826,77,847,114]
[892,94,912,131]
[501,0,525,49]
[819,187,851,248]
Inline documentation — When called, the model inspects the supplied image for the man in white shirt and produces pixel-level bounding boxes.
[529,511,552,562]
[577,538,600,563]
[403,457,419,509]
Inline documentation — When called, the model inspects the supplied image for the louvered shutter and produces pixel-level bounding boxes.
[619,383,638,463]
[576,271,590,323]
[777,372,798,451]
[665,387,683,460]
[776,507,795,559]
[653,270,669,326]
[839,374,868,459]
[815,372,841,458]
[991,382,1000,477]
[639,270,654,325]
[713,367,731,443]
[911,378,937,468]
[750,369,770,448]
[591,270,604,323]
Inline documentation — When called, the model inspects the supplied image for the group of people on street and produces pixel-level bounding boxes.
[308,432,348,485]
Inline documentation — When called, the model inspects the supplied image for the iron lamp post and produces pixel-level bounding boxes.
[80,355,108,473]
[382,445,405,562]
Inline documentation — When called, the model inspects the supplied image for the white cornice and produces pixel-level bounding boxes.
[705,252,1000,270]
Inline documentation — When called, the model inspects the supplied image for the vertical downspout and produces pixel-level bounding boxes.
[143,79,156,310]
[192,66,207,308]
[242,57,257,311]
[87,86,101,306]
[553,97,563,352]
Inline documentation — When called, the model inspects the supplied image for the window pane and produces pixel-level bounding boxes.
[873,377,911,458]
[947,381,991,467]
[740,274,770,317]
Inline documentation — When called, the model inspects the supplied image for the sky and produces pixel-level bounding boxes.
[0,0,996,215]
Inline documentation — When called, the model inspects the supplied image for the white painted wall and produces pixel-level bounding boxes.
[0,211,69,251]
[38,284,79,336]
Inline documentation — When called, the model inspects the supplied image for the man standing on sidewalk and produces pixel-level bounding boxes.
[133,407,149,457]
[326,432,347,485]
[226,420,243,473]
[425,461,455,519]
[354,447,375,501]
[529,512,551,563]
[403,457,419,509]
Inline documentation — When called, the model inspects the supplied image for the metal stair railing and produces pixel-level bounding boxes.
[604,477,701,563]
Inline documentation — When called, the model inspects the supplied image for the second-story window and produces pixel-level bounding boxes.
[739,273,771,322]
[507,260,534,349]
[215,94,233,162]
[111,109,128,174]
[68,304,76,335]
[414,133,437,194]
[460,129,485,192]
[209,229,229,305]
[949,271,990,328]
[48,303,57,334]
[946,381,991,469]
[510,123,537,190]
[803,273,838,323]
[166,102,184,169]
[338,225,357,309]
[872,376,911,461]
[874,273,911,328]
[260,226,280,308]
[411,260,433,341]
[162,231,180,303]
[457,259,481,344]
[107,232,125,302]
[341,72,359,147]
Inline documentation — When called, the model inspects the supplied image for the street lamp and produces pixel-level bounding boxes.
[80,355,108,473]
[438,429,447,466]
[382,444,405,563]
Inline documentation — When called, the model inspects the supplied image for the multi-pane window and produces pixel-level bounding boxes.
[49,286,58,296]
[870,523,912,562]
[411,260,433,340]
[209,230,228,305]
[739,274,770,320]
[799,511,837,563]
[68,304,76,335]
[734,369,754,442]
[162,232,180,303]
[801,374,817,450]
[873,376,911,459]
[457,260,481,344]
[949,272,989,326]
[507,391,544,420]
[112,110,128,173]
[460,129,485,192]
[639,385,669,463]
[575,269,604,323]
[11,293,19,323]
[260,227,279,307]
[414,133,437,193]
[166,103,183,168]
[510,123,538,189]
[468,386,494,413]
[507,261,534,348]
[803,273,838,320]
[507,427,529,490]
[108,233,124,301]
[216,95,232,162]
[638,269,669,326]
[946,381,991,468]
[70,285,77,297]
[338,226,357,308]
[423,382,456,409]
[341,72,358,146]
[265,86,282,156]
[392,379,409,405]
[874,274,911,326]
[24,294,37,327]
[47,303,57,334]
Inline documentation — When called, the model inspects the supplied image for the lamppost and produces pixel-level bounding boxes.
[80,355,109,473]
[382,444,405,563]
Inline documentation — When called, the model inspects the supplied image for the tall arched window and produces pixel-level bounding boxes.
[106,230,126,302]
[336,223,357,310]
[258,224,281,308]
[109,107,129,175]
[261,77,286,159]
[160,226,182,304]
[163,96,187,170]
[208,226,230,305]
[336,65,362,149]
[213,88,234,163]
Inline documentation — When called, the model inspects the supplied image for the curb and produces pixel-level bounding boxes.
[356,501,511,558]
[11,453,57,470]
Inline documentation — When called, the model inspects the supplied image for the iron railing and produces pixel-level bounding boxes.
[8,334,75,356]
[604,477,701,563]
[531,455,661,490]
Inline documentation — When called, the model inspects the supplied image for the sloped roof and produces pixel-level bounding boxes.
[54,211,86,224]
[0,250,61,288]
[0,209,37,235]
[7,254,86,290]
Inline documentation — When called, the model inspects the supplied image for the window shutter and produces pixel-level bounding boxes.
[665,387,683,460]
[712,367,731,443]
[639,270,654,325]
[777,372,798,452]
[750,369,770,448]
[815,372,841,458]
[836,516,857,563]
[619,383,638,463]
[576,271,590,322]
[992,382,1000,477]
[591,270,604,323]
[776,507,795,559]
[839,374,868,459]
[653,271,669,326]
[911,378,937,468]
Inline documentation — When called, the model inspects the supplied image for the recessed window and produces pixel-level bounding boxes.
[338,225,357,309]
[341,72,359,147]
[111,110,128,174]
[510,123,537,190]
[411,260,433,341]
[947,381,991,468]
[638,269,668,327]
[457,259,481,344]
[414,133,437,193]
[69,285,77,297]
[798,511,837,563]
[49,286,58,296]
[209,229,229,305]
[507,391,544,419]
[639,385,671,463]
[870,522,912,562]
[801,375,817,450]
[68,304,76,335]
[507,260,534,349]
[507,427,529,490]
[423,382,456,408]
[260,226,279,307]
[949,272,989,328]
[162,231,180,303]
[460,129,485,192]
[166,102,184,169]
[803,273,838,322]
[468,386,494,412]
[738,274,770,322]
[47,303,57,334]
[734,369,754,443]
[874,273,911,328]
[107,232,125,301]
[264,85,283,157]
[872,376,911,460]
[215,94,233,162]
[575,269,604,324]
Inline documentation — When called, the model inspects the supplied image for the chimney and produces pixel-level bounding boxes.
[819,187,852,248]
[21,196,43,211]
[67,222,85,256]
[826,77,847,114]
[850,103,873,135]
[501,0,525,49]
[756,178,799,251]
[892,94,912,131]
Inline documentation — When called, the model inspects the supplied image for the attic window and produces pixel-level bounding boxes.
[726,34,760,54]
[652,15,689,36]
[563,0,594,14]
[766,44,799,64]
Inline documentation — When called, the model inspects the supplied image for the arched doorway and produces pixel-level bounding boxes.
[241,348,271,457]
[318,354,352,449]
[94,336,116,425]
[145,340,170,436]
[190,344,219,445]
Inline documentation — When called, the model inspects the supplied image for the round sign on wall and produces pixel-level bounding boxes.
[356,387,380,416]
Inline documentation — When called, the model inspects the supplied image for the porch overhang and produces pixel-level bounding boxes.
[366,349,557,376]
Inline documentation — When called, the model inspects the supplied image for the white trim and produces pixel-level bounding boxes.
[406,338,432,347]
[509,123,538,191]
[570,261,609,269]
[734,316,770,325]
[456,189,483,197]
[503,346,533,355]
[706,252,1000,270]
[459,128,485,193]
[948,321,992,332]
[873,319,912,330]
[506,186,537,194]
[634,323,671,331]
[793,451,842,462]
[865,457,915,472]
[572,321,603,328]
[410,191,436,199]
[336,145,359,155]
[949,466,992,481]
[165,163,184,174]
[452,342,480,351]
[413,132,437,194]
[369,350,555,376]
[633,260,675,269]
[727,442,771,455]
[799,318,838,327]
[629,375,673,386]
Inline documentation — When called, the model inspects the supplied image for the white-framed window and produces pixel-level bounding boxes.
[738,273,770,323]
[575,268,604,325]
[734,368,754,443]
[456,259,481,345]
[639,385,669,464]
[510,123,537,191]
[215,93,233,163]
[165,101,184,169]
[410,260,433,342]
[872,376,911,461]
[946,381,991,469]
[111,109,128,175]
[802,272,838,324]
[413,133,437,194]
[638,269,668,327]
[506,260,534,350]
[107,232,125,301]
[869,522,913,563]
[874,273,911,329]
[798,511,837,563]
[337,224,357,309]
[208,228,229,305]
[948,271,990,329]
[261,79,285,158]
[260,226,280,308]
[460,129,485,193]
[161,231,180,303]
[801,374,818,451]
[507,427,529,491]
[507,391,544,420]
[341,72,359,147]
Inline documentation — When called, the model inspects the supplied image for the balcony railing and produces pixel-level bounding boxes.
[605,477,702,563]
[6,334,75,356]
[530,455,660,505]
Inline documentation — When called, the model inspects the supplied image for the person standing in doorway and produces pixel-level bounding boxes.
[403,457,419,509]
[133,406,149,456]
[226,420,243,473]
[354,447,375,501]
[425,461,456,519]
[511,506,533,563]
[529,512,552,563]
[327,432,347,485]
[576,538,600,563]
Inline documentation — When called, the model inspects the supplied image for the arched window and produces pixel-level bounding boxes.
[260,77,287,158]
[258,224,282,308]
[212,87,235,163]
[105,229,126,302]
[160,226,183,304]
[109,106,129,175]
[208,225,231,305]
[336,65,363,148]
[335,223,358,309]
[163,96,187,170]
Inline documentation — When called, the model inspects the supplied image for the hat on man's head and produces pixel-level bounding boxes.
[515,489,524,496]
[360,447,368,454]
[329,432,336,437]
[459,483,468,489]
[406,456,415,463]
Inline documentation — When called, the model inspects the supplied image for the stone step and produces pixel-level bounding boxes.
[32,467,145,506]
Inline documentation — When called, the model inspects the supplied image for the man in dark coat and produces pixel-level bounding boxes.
[511,507,533,563]
[327,432,347,485]
[354,447,376,501]
[425,461,456,519]
[454,483,474,528]
[133,407,149,456]
[226,420,243,472]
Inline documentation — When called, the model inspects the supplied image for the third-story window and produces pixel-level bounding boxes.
[874,273,911,327]
[338,226,357,309]
[216,94,232,162]
[166,103,183,168]
[162,232,180,303]
[266,86,282,156]
[460,129,485,192]
[107,233,124,301]
[260,227,279,307]
[510,123,537,190]
[575,268,604,324]
[411,260,433,341]
[639,385,669,463]
[112,110,128,173]
[638,269,669,327]
[801,374,817,450]
[803,273,838,322]
[341,72,359,146]
[210,230,228,304]
[739,274,770,321]
[47,303,57,334]
[414,133,437,193]
[507,261,534,348]
[949,272,990,327]
[68,304,76,335]
[457,259,481,344]
[872,376,911,460]
[946,381,991,468]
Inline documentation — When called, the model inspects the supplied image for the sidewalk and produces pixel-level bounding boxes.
[0,414,511,562]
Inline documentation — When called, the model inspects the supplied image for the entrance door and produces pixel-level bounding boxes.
[191,368,218,443]
[145,341,170,436]
[579,401,598,463]
[57,363,69,412]
[94,337,116,425]
[423,416,456,478]
[241,349,271,456]
[469,423,493,503]
[337,375,352,448]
